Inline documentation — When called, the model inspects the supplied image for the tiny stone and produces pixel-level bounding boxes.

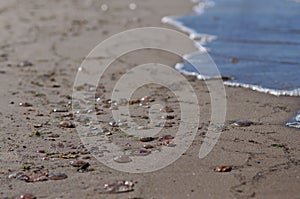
[214,166,232,172]
[157,121,173,127]
[77,163,90,172]
[161,140,176,147]
[230,57,239,64]
[131,149,151,156]
[53,108,68,113]
[59,121,75,128]
[113,155,132,163]
[18,61,33,67]
[143,144,154,149]
[19,102,32,107]
[232,120,254,127]
[20,194,36,199]
[140,137,155,142]
[159,135,174,141]
[48,173,68,180]
[140,96,154,103]
[103,180,134,193]
[109,121,118,127]
[160,106,174,113]
[161,115,175,119]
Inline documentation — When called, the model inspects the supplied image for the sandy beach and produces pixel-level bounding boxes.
[0,0,299,198]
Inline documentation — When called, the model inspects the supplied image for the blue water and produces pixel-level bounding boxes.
[163,0,300,128]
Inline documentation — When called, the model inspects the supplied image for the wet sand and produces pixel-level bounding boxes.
[0,0,299,199]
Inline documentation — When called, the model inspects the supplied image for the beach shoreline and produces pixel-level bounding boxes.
[0,0,299,198]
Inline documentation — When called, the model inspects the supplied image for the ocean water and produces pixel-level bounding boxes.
[163,0,300,128]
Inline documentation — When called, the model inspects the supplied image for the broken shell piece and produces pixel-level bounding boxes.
[159,135,174,141]
[113,155,132,163]
[105,131,112,136]
[59,154,78,159]
[70,160,87,167]
[20,193,36,199]
[214,166,232,172]
[140,96,154,103]
[161,140,176,147]
[9,172,24,179]
[232,120,254,127]
[77,163,90,172]
[139,137,155,142]
[109,121,118,127]
[157,121,173,127]
[58,121,75,128]
[160,106,174,113]
[131,149,151,156]
[53,108,68,113]
[103,180,134,193]
[17,171,48,183]
[48,173,68,180]
[33,124,43,128]
[129,99,140,105]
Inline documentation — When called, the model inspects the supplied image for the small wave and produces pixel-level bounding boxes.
[162,0,300,128]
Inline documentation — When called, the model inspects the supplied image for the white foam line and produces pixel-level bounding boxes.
[224,81,300,96]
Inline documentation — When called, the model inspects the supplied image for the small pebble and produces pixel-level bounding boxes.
[77,163,90,172]
[48,173,68,180]
[140,96,154,103]
[230,57,239,64]
[214,166,232,172]
[59,121,75,128]
[139,137,155,142]
[19,102,32,107]
[103,180,134,193]
[160,106,174,113]
[161,115,175,119]
[131,149,151,156]
[109,121,118,127]
[9,172,23,179]
[159,135,174,141]
[53,108,68,113]
[33,124,43,128]
[101,4,108,11]
[129,3,137,10]
[20,194,36,199]
[18,61,33,67]
[70,160,87,167]
[143,144,154,149]
[161,140,176,147]
[157,121,173,127]
[113,155,132,163]
[232,120,254,127]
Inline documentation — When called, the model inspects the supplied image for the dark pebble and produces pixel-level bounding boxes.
[139,137,155,142]
[48,173,68,180]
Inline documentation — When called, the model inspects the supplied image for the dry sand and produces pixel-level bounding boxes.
[0,0,299,199]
